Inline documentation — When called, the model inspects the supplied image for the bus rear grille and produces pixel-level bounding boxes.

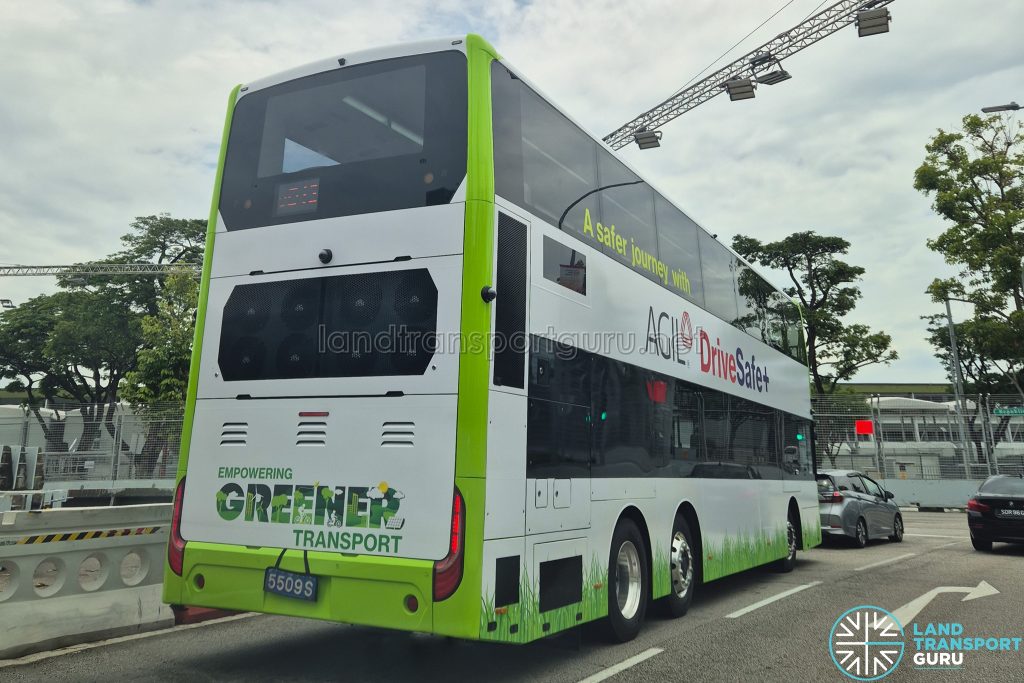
[220,422,248,446]
[381,421,414,448]
[296,420,327,447]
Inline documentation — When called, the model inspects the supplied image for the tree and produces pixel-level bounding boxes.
[733,231,897,394]
[915,113,1024,398]
[0,213,204,454]
[121,273,199,406]
[120,273,199,476]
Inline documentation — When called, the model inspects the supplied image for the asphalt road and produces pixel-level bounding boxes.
[4,512,1022,682]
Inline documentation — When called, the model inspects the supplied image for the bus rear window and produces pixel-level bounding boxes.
[220,51,467,231]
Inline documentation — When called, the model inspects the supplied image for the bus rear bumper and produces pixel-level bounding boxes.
[163,542,435,633]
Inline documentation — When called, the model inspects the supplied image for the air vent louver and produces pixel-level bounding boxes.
[220,422,248,446]
[381,421,414,448]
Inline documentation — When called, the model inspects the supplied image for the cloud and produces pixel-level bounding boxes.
[2,0,1021,384]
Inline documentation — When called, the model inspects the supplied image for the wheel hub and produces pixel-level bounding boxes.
[670,531,693,598]
[615,540,643,619]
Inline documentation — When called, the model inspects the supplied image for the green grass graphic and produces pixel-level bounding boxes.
[480,556,607,643]
[702,527,789,582]
[802,514,822,549]
[651,543,671,599]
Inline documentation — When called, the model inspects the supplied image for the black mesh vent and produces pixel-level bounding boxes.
[218,269,437,381]
[539,555,582,613]
[493,213,527,388]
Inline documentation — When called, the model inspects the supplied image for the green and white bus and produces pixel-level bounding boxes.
[164,34,819,644]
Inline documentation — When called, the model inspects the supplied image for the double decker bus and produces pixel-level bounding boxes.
[164,34,819,644]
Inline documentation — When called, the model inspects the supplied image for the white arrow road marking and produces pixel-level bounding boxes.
[889,581,1000,627]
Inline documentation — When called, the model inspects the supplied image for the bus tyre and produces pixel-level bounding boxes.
[604,518,648,643]
[853,518,868,548]
[662,515,696,618]
[774,517,798,573]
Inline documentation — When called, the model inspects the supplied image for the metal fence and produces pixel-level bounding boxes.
[812,393,1024,481]
[0,403,183,495]
[3,394,1022,495]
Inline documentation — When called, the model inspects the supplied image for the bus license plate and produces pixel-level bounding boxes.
[264,567,318,602]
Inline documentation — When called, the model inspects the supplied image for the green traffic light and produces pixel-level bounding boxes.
[796,433,804,441]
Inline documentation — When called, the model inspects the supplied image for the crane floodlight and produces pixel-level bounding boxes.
[856,8,891,37]
[725,78,756,101]
[633,129,663,150]
[756,68,792,85]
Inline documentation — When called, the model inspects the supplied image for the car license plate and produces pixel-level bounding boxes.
[264,567,318,602]
[997,508,1024,518]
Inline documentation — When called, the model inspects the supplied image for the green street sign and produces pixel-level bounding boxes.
[993,406,1024,416]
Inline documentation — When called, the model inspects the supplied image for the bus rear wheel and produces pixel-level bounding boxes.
[604,518,648,643]
[662,514,696,618]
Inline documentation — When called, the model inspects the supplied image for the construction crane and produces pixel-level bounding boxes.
[603,0,896,150]
[0,263,200,277]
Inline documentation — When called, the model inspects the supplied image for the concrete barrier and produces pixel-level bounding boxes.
[0,503,174,659]
[882,479,983,509]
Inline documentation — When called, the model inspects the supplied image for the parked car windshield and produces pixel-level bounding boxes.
[979,477,1024,495]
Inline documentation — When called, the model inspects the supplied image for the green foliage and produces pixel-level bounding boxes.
[121,273,198,406]
[916,114,1024,397]
[732,231,897,394]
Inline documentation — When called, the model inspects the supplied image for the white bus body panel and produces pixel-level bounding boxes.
[180,393,457,561]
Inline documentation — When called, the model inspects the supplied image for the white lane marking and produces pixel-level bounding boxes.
[854,553,916,572]
[576,647,664,683]
[725,581,822,619]
[0,613,257,668]
[905,533,969,539]
[935,540,964,549]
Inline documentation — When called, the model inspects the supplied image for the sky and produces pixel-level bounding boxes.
[1,0,1022,384]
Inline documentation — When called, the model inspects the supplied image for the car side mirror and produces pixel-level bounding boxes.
[885,490,894,500]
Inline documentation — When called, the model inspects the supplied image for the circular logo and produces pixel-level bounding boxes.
[829,606,905,681]
[678,311,694,351]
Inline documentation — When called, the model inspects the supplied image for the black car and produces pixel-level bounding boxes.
[967,474,1024,551]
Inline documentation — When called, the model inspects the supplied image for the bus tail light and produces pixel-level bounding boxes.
[433,488,465,602]
[169,477,187,576]
[967,498,990,513]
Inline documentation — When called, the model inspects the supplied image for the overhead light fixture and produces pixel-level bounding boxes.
[0,298,14,309]
[724,78,756,101]
[633,129,663,150]
[856,8,891,37]
[749,52,773,68]
[756,69,792,85]
[981,101,1020,113]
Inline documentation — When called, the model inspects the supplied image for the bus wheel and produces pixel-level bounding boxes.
[663,515,695,618]
[604,518,648,643]
[774,517,798,573]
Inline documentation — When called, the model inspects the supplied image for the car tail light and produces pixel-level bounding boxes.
[967,498,990,513]
[169,477,187,576]
[820,490,843,502]
[830,491,844,502]
[433,488,465,602]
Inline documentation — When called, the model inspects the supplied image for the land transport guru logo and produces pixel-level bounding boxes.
[829,606,905,681]
[645,306,770,393]
[214,467,406,555]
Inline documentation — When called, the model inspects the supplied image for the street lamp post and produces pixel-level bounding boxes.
[981,102,1020,113]
[944,297,972,475]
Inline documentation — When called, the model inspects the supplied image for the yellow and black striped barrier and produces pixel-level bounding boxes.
[14,526,163,545]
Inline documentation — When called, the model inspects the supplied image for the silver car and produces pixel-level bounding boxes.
[818,469,904,547]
